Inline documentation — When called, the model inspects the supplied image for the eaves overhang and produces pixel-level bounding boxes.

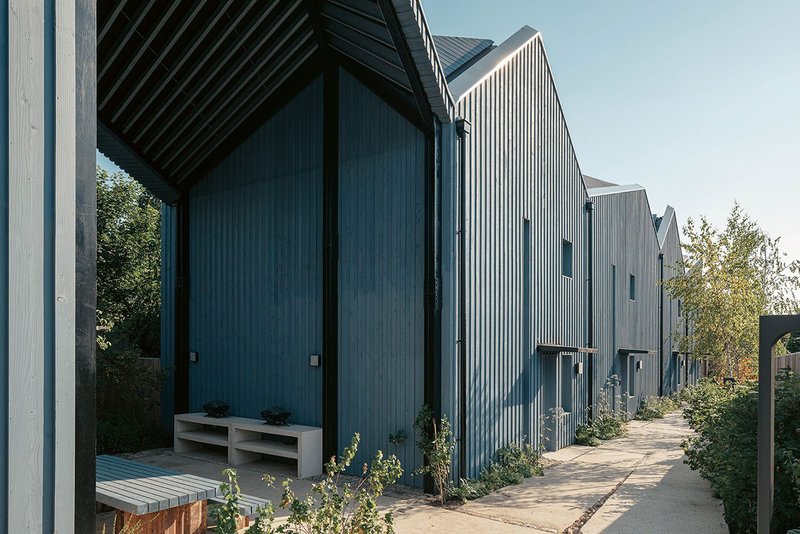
[538,342,599,355]
[97,0,453,203]
[618,347,657,355]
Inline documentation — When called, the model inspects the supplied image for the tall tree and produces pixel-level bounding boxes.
[96,167,162,356]
[664,203,800,379]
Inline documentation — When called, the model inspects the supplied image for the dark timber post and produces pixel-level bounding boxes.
[757,314,800,533]
[75,0,97,530]
[322,65,339,462]
[174,197,190,414]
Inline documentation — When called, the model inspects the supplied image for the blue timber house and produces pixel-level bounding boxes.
[0,0,706,529]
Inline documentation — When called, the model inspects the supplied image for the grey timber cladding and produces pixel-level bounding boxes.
[456,33,588,475]
[337,70,425,487]
[589,187,661,411]
[2,0,86,529]
[658,209,689,393]
[185,77,324,426]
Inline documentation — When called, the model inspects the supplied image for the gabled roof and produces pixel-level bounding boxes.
[97,0,454,203]
[432,35,494,80]
[448,25,541,102]
[656,205,677,250]
[583,175,617,189]
[585,183,646,198]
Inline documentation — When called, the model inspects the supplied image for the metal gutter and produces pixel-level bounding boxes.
[455,117,469,480]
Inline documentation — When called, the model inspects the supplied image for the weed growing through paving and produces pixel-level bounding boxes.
[211,433,402,534]
[575,375,629,446]
[413,404,456,506]
[634,395,680,421]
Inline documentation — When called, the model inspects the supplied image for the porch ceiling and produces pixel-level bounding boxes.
[97,0,451,203]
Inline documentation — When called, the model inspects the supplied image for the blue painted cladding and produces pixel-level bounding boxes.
[337,70,425,487]
[186,77,324,425]
[456,36,588,475]
[160,204,176,427]
[591,189,660,412]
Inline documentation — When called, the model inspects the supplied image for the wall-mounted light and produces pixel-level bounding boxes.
[636,360,644,371]
[575,362,584,375]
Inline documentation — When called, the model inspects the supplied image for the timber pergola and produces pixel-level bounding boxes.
[92,1,455,530]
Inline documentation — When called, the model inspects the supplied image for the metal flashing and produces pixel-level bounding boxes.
[449,25,540,102]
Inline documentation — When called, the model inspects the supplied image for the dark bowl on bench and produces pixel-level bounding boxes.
[203,400,230,418]
[260,407,290,425]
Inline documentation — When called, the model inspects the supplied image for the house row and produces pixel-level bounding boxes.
[0,3,705,529]
[151,22,700,482]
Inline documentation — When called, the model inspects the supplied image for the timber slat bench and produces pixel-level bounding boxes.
[174,413,323,478]
[96,455,220,533]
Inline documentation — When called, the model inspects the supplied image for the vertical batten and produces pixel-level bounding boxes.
[53,0,77,526]
[8,1,46,530]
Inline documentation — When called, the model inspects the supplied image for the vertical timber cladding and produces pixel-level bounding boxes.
[337,70,426,487]
[457,36,588,474]
[590,188,661,412]
[186,78,324,425]
[659,214,685,394]
[3,0,90,529]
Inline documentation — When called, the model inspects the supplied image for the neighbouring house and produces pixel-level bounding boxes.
[0,2,704,529]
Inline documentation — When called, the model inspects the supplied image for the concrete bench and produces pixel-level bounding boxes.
[96,455,220,533]
[175,413,323,478]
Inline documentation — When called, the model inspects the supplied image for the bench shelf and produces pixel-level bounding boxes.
[174,413,322,479]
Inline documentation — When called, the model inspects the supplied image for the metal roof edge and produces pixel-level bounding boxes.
[585,183,646,198]
[449,25,540,102]
[657,205,676,249]
[97,120,180,204]
[390,0,455,122]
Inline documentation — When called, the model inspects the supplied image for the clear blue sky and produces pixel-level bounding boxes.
[100,0,799,259]
[423,0,800,261]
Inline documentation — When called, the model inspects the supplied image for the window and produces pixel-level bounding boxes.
[678,300,682,317]
[629,274,636,301]
[562,239,573,278]
[561,355,574,413]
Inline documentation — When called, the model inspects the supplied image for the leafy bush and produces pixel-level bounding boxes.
[212,433,402,534]
[96,345,168,454]
[448,442,543,503]
[681,375,800,533]
[635,395,680,421]
[414,405,455,505]
[575,377,629,446]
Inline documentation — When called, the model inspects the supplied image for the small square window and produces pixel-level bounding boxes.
[562,239,573,278]
[629,274,636,301]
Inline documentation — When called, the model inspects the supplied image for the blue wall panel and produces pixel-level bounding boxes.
[337,70,425,487]
[186,77,324,425]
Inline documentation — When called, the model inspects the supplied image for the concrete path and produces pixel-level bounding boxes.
[99,412,727,533]
[457,412,727,533]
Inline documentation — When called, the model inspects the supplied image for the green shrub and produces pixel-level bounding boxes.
[448,442,543,503]
[213,434,402,534]
[575,376,628,446]
[681,375,800,533]
[414,405,456,505]
[635,395,680,421]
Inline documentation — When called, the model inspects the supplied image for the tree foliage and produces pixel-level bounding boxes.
[664,203,800,379]
[97,167,162,355]
[96,167,165,452]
